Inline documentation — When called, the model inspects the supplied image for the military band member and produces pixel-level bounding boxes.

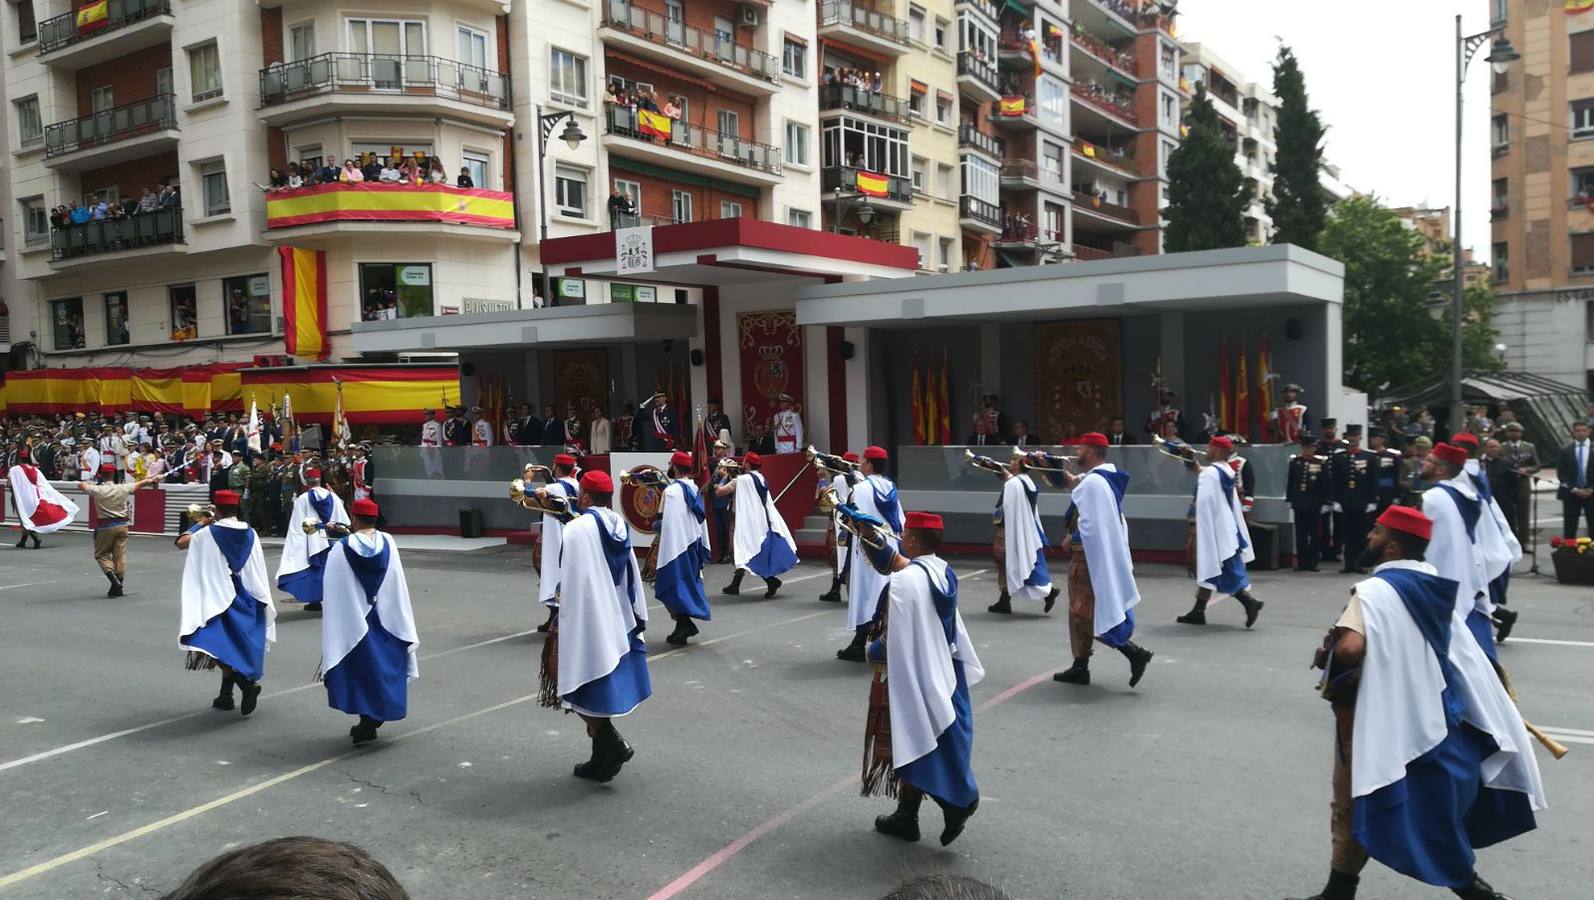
[819,451,859,604]
[1145,388,1185,441]
[1291,505,1543,900]
[1418,444,1497,661]
[708,439,735,564]
[179,490,274,717]
[9,448,79,549]
[79,474,163,597]
[837,447,903,662]
[772,394,804,454]
[1331,425,1378,574]
[1176,436,1264,628]
[1367,426,1402,516]
[862,511,983,847]
[1049,434,1152,687]
[535,454,582,634]
[656,451,713,646]
[715,452,798,598]
[1271,383,1311,444]
[1286,434,1329,571]
[987,451,1059,615]
[1317,418,1346,563]
[276,468,351,612]
[350,444,372,503]
[1449,433,1522,643]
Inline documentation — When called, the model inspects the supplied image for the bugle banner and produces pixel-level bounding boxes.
[1035,320,1121,442]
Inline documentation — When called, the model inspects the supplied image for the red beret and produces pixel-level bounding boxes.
[1449,432,1479,448]
[1078,432,1109,448]
[1430,442,1469,467]
[841,451,860,463]
[1377,505,1433,541]
[1209,435,1234,451]
[213,490,240,506]
[304,468,321,479]
[554,453,577,467]
[350,498,379,518]
[863,445,888,460]
[904,510,944,531]
[670,450,693,468]
[580,470,613,494]
[742,451,761,466]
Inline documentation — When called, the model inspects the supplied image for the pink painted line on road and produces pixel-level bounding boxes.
[645,666,1060,900]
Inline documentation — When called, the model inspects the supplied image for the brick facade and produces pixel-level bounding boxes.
[76,45,173,117]
[78,151,180,205]
[607,161,760,224]
[260,6,283,67]
[603,58,757,140]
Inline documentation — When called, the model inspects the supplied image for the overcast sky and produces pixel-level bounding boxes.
[1180,0,1496,260]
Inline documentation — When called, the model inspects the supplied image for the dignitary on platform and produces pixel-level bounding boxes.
[837,446,904,662]
[819,451,859,604]
[539,470,651,783]
[8,448,79,549]
[655,451,713,646]
[277,468,351,612]
[179,490,274,716]
[1047,433,1152,688]
[861,511,984,847]
[1451,432,1523,642]
[1294,505,1544,900]
[986,451,1059,615]
[1176,436,1264,628]
[638,389,678,451]
[1287,434,1329,572]
[534,454,582,634]
[772,394,805,454]
[318,498,418,745]
[1420,443,1500,663]
[715,451,798,598]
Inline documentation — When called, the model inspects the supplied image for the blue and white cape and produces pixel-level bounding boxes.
[558,508,652,717]
[656,478,712,620]
[276,487,350,603]
[180,519,275,682]
[320,530,419,722]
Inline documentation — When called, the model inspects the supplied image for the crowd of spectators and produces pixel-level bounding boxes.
[263,154,475,192]
[48,184,180,230]
[820,66,886,94]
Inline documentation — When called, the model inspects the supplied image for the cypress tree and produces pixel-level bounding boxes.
[1163,85,1248,253]
[1267,46,1327,249]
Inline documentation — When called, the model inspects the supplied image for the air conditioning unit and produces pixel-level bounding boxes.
[738,5,760,26]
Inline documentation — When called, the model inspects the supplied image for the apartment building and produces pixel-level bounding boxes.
[1489,0,1594,390]
[1180,42,1273,246]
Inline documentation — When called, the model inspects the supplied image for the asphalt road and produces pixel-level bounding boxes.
[0,533,1589,899]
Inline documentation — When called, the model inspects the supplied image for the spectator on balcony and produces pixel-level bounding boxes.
[137,187,160,213]
[662,95,682,121]
[377,160,402,184]
[607,188,637,229]
[604,80,621,105]
[265,169,288,192]
[340,159,365,183]
[120,194,139,217]
[285,163,305,189]
[360,155,382,182]
[428,158,448,184]
[456,167,474,189]
[399,157,422,185]
[89,194,109,221]
[869,71,883,93]
[69,202,91,225]
[637,88,660,113]
[50,205,68,228]
[159,184,181,209]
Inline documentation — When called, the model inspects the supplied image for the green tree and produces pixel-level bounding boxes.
[1443,280,1507,377]
[1267,46,1327,250]
[1163,85,1247,252]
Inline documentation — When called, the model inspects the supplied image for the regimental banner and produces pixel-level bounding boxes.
[737,311,803,439]
[265,183,515,229]
[553,349,609,430]
[1035,320,1121,442]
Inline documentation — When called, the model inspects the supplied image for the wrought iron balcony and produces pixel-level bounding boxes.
[957,124,1004,158]
[956,51,1000,97]
[604,105,782,176]
[601,0,779,86]
[959,195,1000,229]
[43,94,176,158]
[821,165,912,203]
[819,83,910,124]
[260,53,510,112]
[37,0,170,55]
[51,206,183,261]
[819,1,912,49]
[1072,190,1140,224]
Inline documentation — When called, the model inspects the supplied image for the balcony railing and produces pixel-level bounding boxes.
[265,181,515,231]
[956,51,1000,95]
[43,93,176,158]
[959,196,1000,228]
[1001,160,1066,186]
[957,124,1004,158]
[604,105,782,176]
[820,1,911,47]
[1071,244,1115,261]
[260,53,510,112]
[1068,29,1135,76]
[1072,138,1136,174]
[956,0,1000,22]
[1073,190,1139,224]
[38,0,170,55]
[1071,81,1138,124]
[822,165,912,203]
[602,0,779,84]
[819,83,910,123]
[51,205,183,261]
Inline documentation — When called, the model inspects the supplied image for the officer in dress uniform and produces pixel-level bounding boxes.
[443,406,470,447]
[1272,383,1312,443]
[1368,426,1402,517]
[1317,418,1346,563]
[771,394,804,455]
[1286,433,1328,571]
[1332,425,1378,574]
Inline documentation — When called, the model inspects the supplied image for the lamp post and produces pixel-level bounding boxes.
[1452,16,1518,433]
[535,104,588,305]
[830,188,875,235]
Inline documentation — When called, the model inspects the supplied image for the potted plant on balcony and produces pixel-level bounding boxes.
[1549,535,1594,585]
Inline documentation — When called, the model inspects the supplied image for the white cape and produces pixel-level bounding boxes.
[885,555,986,767]
[1194,464,1253,588]
[538,476,580,604]
[179,519,276,651]
[558,508,648,701]
[1350,561,1546,810]
[277,487,350,582]
[1074,464,1140,636]
[1000,473,1050,601]
[1421,479,1490,618]
[1463,460,1523,581]
[829,472,853,569]
[658,478,711,569]
[320,530,420,679]
[730,471,796,568]
[7,465,80,534]
[848,474,901,630]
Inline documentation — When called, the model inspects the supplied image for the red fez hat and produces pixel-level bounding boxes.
[669,450,693,468]
[350,498,379,518]
[1376,505,1433,541]
[1209,435,1234,451]
[1449,432,1479,448]
[1078,432,1109,448]
[580,470,614,494]
[863,445,888,460]
[554,453,577,467]
[841,451,860,463]
[742,451,762,466]
[1431,442,1468,467]
[904,510,944,531]
[304,468,321,479]
[213,490,241,506]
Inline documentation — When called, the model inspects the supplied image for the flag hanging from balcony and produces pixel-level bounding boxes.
[855,170,889,198]
[638,108,673,140]
[1234,335,1250,442]
[1569,0,1594,15]
[1080,140,1097,158]
[1028,39,1043,78]
[279,247,329,362]
[999,96,1026,117]
[75,0,110,32]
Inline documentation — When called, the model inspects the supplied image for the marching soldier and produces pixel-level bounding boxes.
[1176,436,1264,628]
[1368,426,1402,516]
[837,446,903,662]
[1286,434,1329,571]
[1331,425,1377,574]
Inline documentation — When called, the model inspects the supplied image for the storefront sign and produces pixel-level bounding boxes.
[610,283,637,303]
[635,285,657,302]
[558,278,585,299]
[398,265,431,286]
[463,298,515,314]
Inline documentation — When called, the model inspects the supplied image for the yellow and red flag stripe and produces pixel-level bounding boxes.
[75,0,109,32]
[279,246,329,362]
[1569,0,1594,14]
[4,367,133,415]
[637,108,674,140]
[999,95,1026,116]
[266,183,515,230]
[855,170,889,198]
[240,366,459,426]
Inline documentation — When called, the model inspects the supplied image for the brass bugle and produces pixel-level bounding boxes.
[805,445,858,475]
[715,456,744,473]
[1152,434,1209,468]
[301,517,350,536]
[1014,446,1077,472]
[523,463,553,483]
[186,503,216,524]
[619,464,666,488]
[511,478,573,517]
[817,484,840,513]
[964,449,1006,475]
[836,509,899,552]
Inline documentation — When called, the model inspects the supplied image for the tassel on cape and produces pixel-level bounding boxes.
[538,621,560,709]
[860,667,899,798]
[184,650,219,672]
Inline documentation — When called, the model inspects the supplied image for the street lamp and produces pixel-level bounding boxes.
[1452,16,1518,433]
[831,189,875,234]
[535,104,589,304]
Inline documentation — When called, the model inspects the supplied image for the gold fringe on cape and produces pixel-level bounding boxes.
[538,622,560,709]
[860,666,898,798]
[184,650,219,672]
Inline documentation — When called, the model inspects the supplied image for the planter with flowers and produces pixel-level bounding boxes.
[1549,536,1594,585]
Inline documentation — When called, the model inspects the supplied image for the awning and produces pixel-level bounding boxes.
[1382,371,1586,453]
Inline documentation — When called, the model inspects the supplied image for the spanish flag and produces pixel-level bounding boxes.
[855,170,889,198]
[75,0,109,32]
[279,246,329,362]
[1029,39,1043,78]
[1080,140,1097,158]
[999,96,1026,117]
[1234,335,1250,442]
[1570,0,1594,14]
[638,108,673,140]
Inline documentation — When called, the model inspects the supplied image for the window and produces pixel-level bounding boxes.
[199,159,230,215]
[90,86,114,113]
[1044,203,1064,241]
[1160,91,1177,127]
[462,150,489,189]
[717,109,740,137]
[1493,242,1508,282]
[21,196,47,245]
[1161,139,1177,177]
[224,274,272,335]
[1492,0,1507,23]
[936,163,953,199]
[613,178,641,213]
[821,116,910,177]
[1492,178,1508,215]
[457,25,489,69]
[671,189,693,224]
[911,156,928,194]
[960,155,998,204]
[1574,234,1594,274]
[550,48,589,106]
[908,84,926,117]
[168,285,197,340]
[1160,42,1177,80]
[1573,99,1594,138]
[938,237,954,271]
[1037,77,1065,125]
[1041,141,1064,181]
[935,92,952,126]
[188,41,222,102]
[1492,114,1509,149]
[911,231,932,269]
[908,5,927,43]
[349,18,426,55]
[15,1,35,45]
[289,22,315,61]
[554,164,588,217]
[156,66,173,98]
[50,298,85,351]
[783,37,806,78]
[14,96,40,147]
[359,263,434,319]
[720,200,742,219]
[1575,167,1594,199]
[104,293,130,346]
[934,17,949,52]
[785,121,810,166]
[788,209,813,229]
[1576,31,1594,74]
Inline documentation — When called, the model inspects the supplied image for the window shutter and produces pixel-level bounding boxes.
[1574,31,1594,74]
[1573,233,1594,272]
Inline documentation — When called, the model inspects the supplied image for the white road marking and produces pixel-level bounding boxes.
[1508,637,1594,648]
[15,718,44,725]
[1537,725,1594,738]
[0,581,57,591]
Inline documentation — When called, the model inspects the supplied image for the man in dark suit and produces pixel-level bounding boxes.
[1106,416,1136,446]
[1556,420,1594,538]
[509,403,541,446]
[1009,419,1037,449]
[540,404,566,446]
